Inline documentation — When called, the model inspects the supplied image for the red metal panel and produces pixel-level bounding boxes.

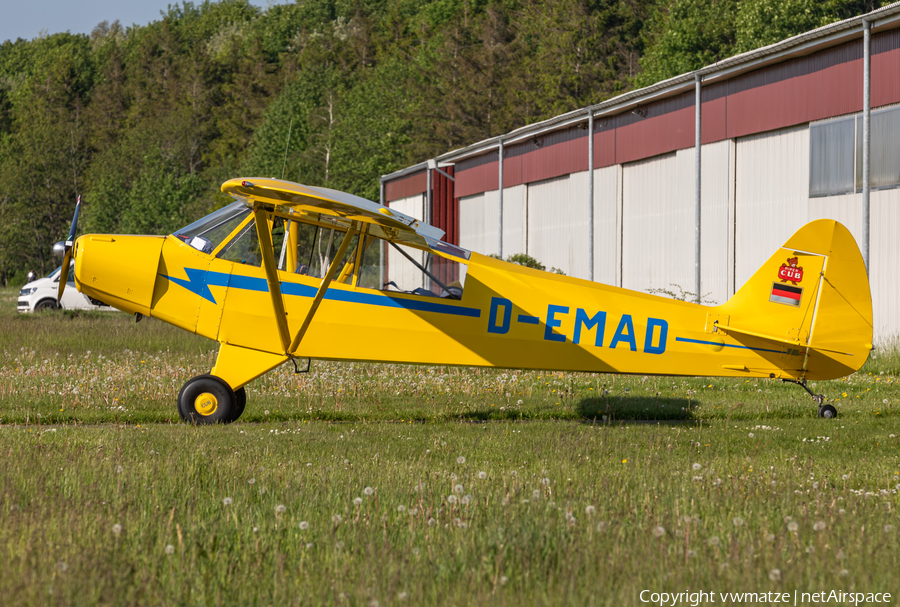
[701,81,727,144]
[385,171,427,202]
[455,152,499,197]
[873,29,900,108]
[503,127,589,187]
[615,92,694,165]
[727,41,862,139]
[593,124,616,168]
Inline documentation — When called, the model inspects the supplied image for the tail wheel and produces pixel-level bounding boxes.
[177,375,236,425]
[817,404,837,419]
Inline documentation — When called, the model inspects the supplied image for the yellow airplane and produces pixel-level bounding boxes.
[54,178,873,423]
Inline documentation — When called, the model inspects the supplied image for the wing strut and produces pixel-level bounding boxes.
[254,208,292,354]
[288,225,360,355]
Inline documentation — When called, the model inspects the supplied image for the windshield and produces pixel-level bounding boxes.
[172,201,251,254]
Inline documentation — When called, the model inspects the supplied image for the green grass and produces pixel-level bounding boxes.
[1,287,899,605]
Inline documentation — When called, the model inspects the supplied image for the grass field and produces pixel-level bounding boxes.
[1,287,899,606]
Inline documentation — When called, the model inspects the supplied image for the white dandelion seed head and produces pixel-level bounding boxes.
[164,545,175,555]
[813,521,826,531]
[425,449,431,455]
[733,517,745,527]
[456,456,466,465]
[686,549,697,558]
[112,524,122,535]
[353,497,363,506]
[116,465,123,474]
[842,474,849,480]
[769,569,781,582]
[839,569,849,577]
[692,463,702,471]
[276,504,286,514]
[397,505,406,513]
[532,489,541,500]
[839,509,846,515]
[585,505,596,515]
[332,514,342,525]
[427,517,436,526]
[454,484,464,494]
[596,521,608,532]
[652,526,665,538]
[748,433,755,438]
[58,561,67,572]
[708,536,720,546]
[335,541,344,550]
[787,522,799,532]
[884,524,895,533]
[500,575,509,586]
[766,533,775,542]
[412,547,420,556]
[223,497,233,506]
[409,507,418,516]
[510,470,518,478]
[253,526,258,533]
[541,477,550,486]
[501,497,510,507]
[299,521,309,530]
[363,486,374,496]
[248,478,256,485]
[447,495,457,504]
[478,471,487,480]
[692,476,702,482]
[397,592,408,601]
[884,399,889,404]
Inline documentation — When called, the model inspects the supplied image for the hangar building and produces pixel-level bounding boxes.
[380,3,900,342]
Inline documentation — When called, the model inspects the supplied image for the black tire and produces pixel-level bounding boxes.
[177,375,236,425]
[229,387,247,423]
[818,404,837,419]
[34,299,59,312]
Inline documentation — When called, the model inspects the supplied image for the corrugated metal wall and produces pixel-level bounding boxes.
[456,153,499,198]
[502,185,526,256]
[734,125,809,289]
[700,140,733,305]
[459,191,500,256]
[385,172,427,202]
[621,150,695,295]
[592,165,619,286]
[871,188,900,339]
[504,127,589,187]
[526,172,591,279]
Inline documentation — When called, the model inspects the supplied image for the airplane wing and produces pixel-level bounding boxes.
[221,178,445,250]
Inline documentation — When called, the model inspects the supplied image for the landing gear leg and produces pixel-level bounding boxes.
[782,378,835,419]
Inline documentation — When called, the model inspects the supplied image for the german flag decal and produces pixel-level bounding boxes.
[770,282,802,307]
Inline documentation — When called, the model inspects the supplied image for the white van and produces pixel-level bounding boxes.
[17,267,115,313]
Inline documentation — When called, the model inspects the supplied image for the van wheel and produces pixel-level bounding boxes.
[35,299,59,311]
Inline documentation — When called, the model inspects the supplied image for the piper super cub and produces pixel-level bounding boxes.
[53,178,873,423]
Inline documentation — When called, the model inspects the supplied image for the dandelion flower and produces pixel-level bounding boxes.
[813,521,826,531]
[787,522,799,532]
[58,561,68,572]
[500,575,509,586]
[397,505,406,513]
[686,549,697,558]
[335,541,344,550]
[353,497,363,506]
[299,521,309,530]
[510,470,518,477]
[839,569,849,577]
[223,497,233,506]
[461,495,472,505]
[332,514,342,525]
[305,542,314,549]
[653,526,665,538]
[409,507,418,516]
[585,505,596,515]
[165,545,175,555]
[708,536,720,546]
[692,463,701,471]
[447,495,458,504]
[532,489,541,500]
[596,521,607,532]
[427,518,436,527]
[884,524,895,533]
[842,474,849,480]
[112,524,122,535]
[364,486,374,496]
[733,517,745,527]
[276,504,286,513]
[478,471,487,480]
[454,484,464,494]
[766,533,775,542]
[839,509,846,515]
[501,497,510,507]
[748,433,755,438]
[769,569,781,582]
[541,478,550,486]
[116,465,124,474]
[397,592,408,601]
[456,456,466,464]
[248,478,256,485]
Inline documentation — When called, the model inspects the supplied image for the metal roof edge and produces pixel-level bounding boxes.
[385,2,900,175]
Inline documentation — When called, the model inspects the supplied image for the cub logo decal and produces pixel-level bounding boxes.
[778,257,803,285]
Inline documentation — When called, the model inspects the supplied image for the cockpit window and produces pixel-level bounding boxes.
[217,220,262,266]
[173,201,251,254]
[357,239,466,299]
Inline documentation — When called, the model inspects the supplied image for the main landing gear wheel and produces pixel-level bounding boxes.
[231,387,246,423]
[818,404,838,419]
[177,375,236,425]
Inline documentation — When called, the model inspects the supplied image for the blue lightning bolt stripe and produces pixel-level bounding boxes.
[674,337,786,354]
[163,268,480,318]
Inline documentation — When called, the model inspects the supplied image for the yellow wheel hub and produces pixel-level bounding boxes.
[194,392,218,416]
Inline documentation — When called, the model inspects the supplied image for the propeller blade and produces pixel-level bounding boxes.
[57,195,81,302]
[58,250,73,302]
